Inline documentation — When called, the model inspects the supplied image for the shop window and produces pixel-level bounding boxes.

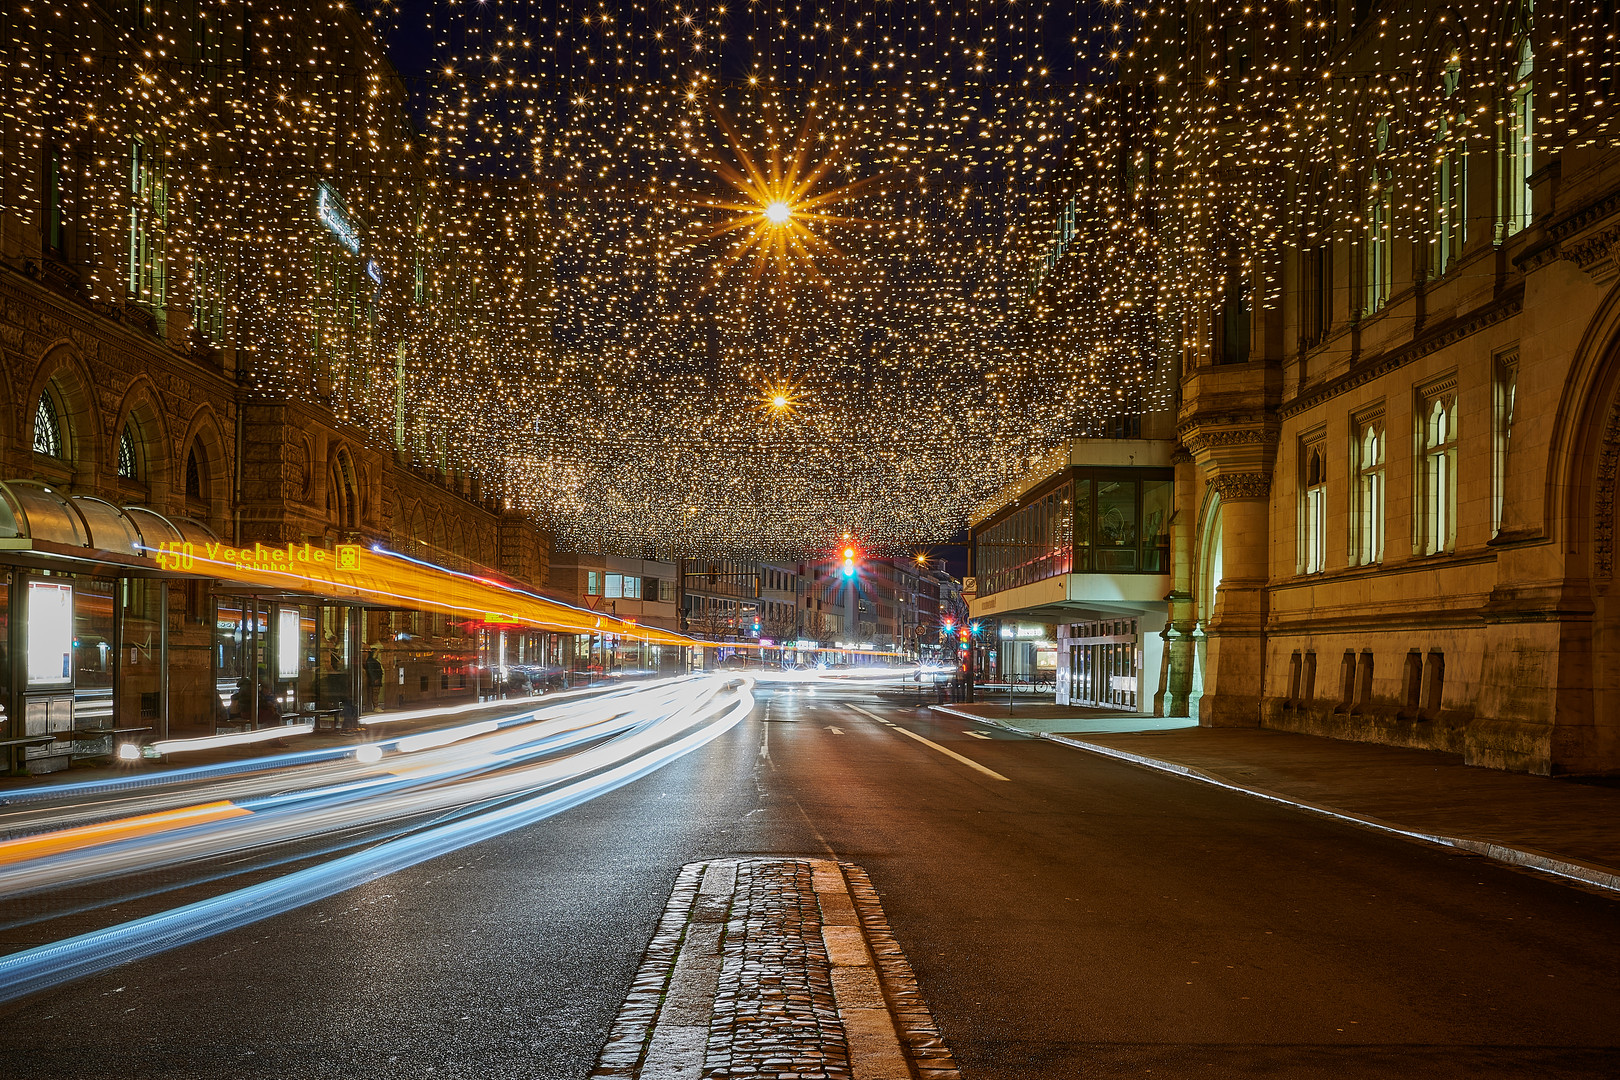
[1352,415,1385,565]
[1420,387,1459,555]
[117,425,139,481]
[34,391,64,459]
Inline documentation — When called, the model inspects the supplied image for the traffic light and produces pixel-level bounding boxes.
[841,541,858,578]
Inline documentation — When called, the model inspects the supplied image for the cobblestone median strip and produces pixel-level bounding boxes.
[592,858,960,1080]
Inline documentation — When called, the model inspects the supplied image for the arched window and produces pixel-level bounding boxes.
[329,452,358,531]
[1354,418,1386,565]
[185,445,204,501]
[1422,392,1460,554]
[117,425,139,480]
[34,392,64,458]
[1301,442,1327,574]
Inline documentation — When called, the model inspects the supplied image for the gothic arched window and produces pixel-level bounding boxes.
[33,392,64,458]
[117,425,139,480]
[185,445,204,501]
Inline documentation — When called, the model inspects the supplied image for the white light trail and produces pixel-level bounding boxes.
[0,678,753,1004]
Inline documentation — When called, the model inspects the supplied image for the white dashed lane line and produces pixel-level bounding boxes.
[845,705,1011,782]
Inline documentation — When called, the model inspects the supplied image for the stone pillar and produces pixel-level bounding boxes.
[1156,454,1201,717]
[1200,472,1272,726]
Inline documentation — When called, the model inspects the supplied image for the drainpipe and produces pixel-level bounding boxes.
[233,404,244,544]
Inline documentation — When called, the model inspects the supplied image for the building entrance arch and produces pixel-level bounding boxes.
[1567,287,1620,774]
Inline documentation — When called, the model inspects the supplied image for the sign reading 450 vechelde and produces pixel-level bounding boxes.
[155,541,363,574]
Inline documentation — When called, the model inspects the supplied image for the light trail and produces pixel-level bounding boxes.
[0,681,650,811]
[0,679,722,896]
[0,801,252,867]
[0,677,754,1004]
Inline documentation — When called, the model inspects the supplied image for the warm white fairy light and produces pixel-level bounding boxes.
[4,0,1613,557]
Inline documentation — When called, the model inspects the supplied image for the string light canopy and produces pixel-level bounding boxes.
[5,0,1616,557]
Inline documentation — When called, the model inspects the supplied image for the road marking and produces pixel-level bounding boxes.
[827,725,845,735]
[847,706,1010,781]
[962,730,992,740]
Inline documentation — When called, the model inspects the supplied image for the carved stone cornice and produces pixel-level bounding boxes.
[1516,184,1620,283]
[1209,472,1272,501]
[1278,292,1522,420]
[1564,223,1620,286]
[1176,407,1282,481]
[1547,185,1620,247]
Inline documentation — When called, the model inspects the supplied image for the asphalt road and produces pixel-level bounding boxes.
[2,682,1617,1078]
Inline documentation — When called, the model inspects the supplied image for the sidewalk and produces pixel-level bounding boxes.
[931,701,1620,894]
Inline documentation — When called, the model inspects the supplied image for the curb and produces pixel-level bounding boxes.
[928,704,1620,896]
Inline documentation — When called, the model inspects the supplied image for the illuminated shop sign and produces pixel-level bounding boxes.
[155,541,363,574]
[26,580,75,687]
[316,181,362,254]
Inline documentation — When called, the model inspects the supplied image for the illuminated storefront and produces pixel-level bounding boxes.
[1,482,694,774]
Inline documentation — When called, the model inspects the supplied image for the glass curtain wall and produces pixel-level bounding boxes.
[974,469,1175,595]
[976,482,1074,595]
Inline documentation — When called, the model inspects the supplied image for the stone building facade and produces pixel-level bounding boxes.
[0,0,557,753]
[1166,0,1620,773]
